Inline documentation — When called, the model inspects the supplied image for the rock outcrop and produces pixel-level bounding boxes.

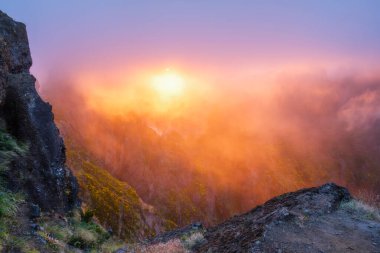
[0,10,78,212]
[148,183,380,252]
[195,183,380,253]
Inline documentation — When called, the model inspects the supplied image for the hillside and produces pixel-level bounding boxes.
[65,137,174,240]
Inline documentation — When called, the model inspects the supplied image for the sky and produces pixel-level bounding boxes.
[1,0,380,85]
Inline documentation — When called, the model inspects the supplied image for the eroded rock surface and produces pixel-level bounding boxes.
[195,183,380,253]
[146,183,380,253]
[0,10,78,212]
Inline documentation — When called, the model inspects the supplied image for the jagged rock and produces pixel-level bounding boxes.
[30,223,40,231]
[0,10,78,212]
[194,183,380,253]
[29,203,41,218]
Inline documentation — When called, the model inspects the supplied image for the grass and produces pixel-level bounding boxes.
[0,130,127,252]
[0,191,23,217]
[100,239,126,253]
[0,130,28,183]
[33,208,125,252]
[355,189,380,209]
[66,146,150,240]
[341,199,380,221]
[68,219,110,249]
[0,130,28,155]
[133,239,189,253]
[182,232,206,250]
[128,231,206,253]
[0,129,27,249]
[45,224,73,241]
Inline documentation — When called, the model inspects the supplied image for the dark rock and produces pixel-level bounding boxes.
[192,221,203,229]
[30,223,40,231]
[139,183,380,252]
[29,203,41,218]
[0,10,78,212]
[0,11,31,75]
[195,183,352,253]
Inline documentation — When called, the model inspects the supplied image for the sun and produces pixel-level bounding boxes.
[151,70,185,98]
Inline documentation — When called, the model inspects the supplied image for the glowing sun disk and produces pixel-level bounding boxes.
[152,72,185,97]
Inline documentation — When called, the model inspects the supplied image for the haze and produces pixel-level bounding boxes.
[2,1,380,225]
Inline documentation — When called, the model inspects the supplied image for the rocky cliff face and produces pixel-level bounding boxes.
[0,10,78,212]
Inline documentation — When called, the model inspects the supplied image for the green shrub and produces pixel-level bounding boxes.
[0,191,22,218]
[0,130,28,185]
[81,209,94,223]
[0,130,25,246]
[68,227,98,249]
[67,220,110,250]
[0,131,26,154]
[68,154,142,240]
[45,224,72,241]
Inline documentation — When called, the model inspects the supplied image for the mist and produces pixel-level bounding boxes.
[41,66,380,224]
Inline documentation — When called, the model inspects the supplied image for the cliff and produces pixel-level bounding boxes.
[0,11,169,252]
[0,10,77,212]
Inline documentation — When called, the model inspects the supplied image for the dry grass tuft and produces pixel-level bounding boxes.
[182,232,206,250]
[132,239,189,253]
[341,199,380,221]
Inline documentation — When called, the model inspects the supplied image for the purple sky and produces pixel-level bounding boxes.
[1,1,380,84]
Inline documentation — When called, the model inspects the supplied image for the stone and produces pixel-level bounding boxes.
[195,183,352,252]
[0,10,78,212]
[30,203,41,218]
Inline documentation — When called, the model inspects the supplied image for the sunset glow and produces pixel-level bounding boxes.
[3,0,380,230]
[151,70,185,99]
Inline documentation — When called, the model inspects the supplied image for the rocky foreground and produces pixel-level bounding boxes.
[140,183,380,253]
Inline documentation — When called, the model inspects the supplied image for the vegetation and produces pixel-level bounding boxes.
[35,208,123,252]
[341,199,380,221]
[136,239,189,253]
[77,161,141,239]
[181,232,206,250]
[66,140,158,240]
[128,231,205,253]
[0,130,27,250]
[0,130,126,252]
[355,189,380,209]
